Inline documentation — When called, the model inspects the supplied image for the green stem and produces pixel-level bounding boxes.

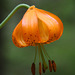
[0,4,30,29]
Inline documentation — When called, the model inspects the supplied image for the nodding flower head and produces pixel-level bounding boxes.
[12,5,63,75]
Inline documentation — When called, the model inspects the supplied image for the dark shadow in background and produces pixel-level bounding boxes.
[0,1,7,75]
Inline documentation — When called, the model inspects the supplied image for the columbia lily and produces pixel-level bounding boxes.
[12,5,63,75]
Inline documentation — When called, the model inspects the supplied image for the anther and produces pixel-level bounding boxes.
[39,62,42,75]
[42,64,45,73]
[52,60,56,72]
[49,60,52,72]
[31,63,35,75]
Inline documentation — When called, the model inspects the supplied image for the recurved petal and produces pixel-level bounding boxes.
[12,20,28,48]
[35,8,63,44]
[22,6,41,45]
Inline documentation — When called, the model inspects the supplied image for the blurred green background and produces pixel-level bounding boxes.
[0,0,75,75]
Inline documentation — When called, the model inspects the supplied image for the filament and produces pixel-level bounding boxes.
[38,45,41,62]
[34,46,37,63]
[38,44,48,70]
[40,44,52,60]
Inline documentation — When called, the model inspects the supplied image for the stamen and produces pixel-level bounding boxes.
[42,64,45,73]
[31,63,35,75]
[40,44,52,60]
[34,46,37,63]
[52,60,56,72]
[39,62,42,75]
[38,45,41,62]
[38,44,48,71]
[40,44,48,60]
[49,60,52,72]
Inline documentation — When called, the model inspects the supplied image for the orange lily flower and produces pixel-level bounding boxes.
[12,5,63,74]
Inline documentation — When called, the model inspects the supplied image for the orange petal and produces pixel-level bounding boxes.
[22,6,41,45]
[35,8,63,44]
[12,20,28,48]
[38,18,49,42]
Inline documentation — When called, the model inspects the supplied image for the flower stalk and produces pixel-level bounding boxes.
[0,4,30,29]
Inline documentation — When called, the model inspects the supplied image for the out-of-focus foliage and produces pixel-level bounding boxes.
[0,0,75,75]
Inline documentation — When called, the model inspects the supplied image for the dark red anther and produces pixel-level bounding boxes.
[52,60,56,72]
[42,64,45,73]
[31,63,35,75]
[39,62,42,75]
[49,60,52,72]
